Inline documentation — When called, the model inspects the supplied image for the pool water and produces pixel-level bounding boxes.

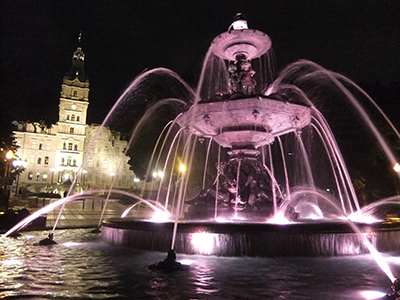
[0,228,398,299]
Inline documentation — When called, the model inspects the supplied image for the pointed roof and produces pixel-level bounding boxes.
[66,31,87,82]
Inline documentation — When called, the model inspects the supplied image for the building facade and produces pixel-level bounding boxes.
[13,44,135,194]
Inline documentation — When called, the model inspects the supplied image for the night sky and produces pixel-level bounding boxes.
[1,0,399,125]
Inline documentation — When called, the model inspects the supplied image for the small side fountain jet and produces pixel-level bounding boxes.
[148,249,189,272]
[382,278,400,300]
[38,233,57,245]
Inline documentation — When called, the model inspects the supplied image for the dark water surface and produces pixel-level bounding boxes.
[0,229,398,299]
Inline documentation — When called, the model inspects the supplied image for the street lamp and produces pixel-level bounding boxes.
[4,150,14,177]
[81,169,87,186]
[179,163,186,173]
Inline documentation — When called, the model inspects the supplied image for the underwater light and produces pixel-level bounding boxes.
[62,242,81,247]
[191,232,215,255]
[267,212,291,224]
[360,290,387,299]
[148,211,171,222]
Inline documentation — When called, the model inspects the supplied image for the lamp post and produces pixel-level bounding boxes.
[50,167,56,186]
[12,159,27,196]
[1,150,14,210]
[81,169,87,186]
[4,150,14,178]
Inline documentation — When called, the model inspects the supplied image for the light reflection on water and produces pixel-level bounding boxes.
[0,228,398,299]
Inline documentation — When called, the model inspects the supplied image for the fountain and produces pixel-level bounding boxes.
[90,13,400,265]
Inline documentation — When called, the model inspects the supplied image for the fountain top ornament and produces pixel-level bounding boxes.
[177,13,310,150]
[210,13,272,61]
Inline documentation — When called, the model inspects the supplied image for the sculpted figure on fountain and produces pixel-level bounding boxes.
[185,156,273,218]
[228,57,257,95]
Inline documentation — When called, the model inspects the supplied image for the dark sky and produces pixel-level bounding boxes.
[1,0,399,125]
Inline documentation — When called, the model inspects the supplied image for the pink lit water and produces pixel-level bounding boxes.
[0,228,396,299]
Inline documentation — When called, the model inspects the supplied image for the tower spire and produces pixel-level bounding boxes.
[67,31,86,82]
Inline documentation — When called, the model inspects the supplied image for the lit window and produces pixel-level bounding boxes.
[28,172,33,180]
[67,156,72,166]
[71,114,75,121]
[68,143,73,150]
[43,174,48,180]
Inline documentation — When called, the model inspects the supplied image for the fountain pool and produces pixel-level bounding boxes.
[0,228,398,299]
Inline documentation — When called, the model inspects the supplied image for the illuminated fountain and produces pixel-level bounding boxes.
[3,14,400,278]
[94,13,400,267]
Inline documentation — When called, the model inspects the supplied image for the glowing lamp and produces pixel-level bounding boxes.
[6,150,14,160]
[394,163,400,172]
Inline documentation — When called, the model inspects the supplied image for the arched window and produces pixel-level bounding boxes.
[77,116,80,122]
[73,91,77,97]
[37,157,42,164]
[71,114,75,121]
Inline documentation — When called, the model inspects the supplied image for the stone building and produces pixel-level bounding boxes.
[13,43,135,194]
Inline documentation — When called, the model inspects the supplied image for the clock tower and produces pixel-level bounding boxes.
[55,35,89,183]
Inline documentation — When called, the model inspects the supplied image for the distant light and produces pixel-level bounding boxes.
[6,150,14,160]
[394,163,400,172]
[81,169,87,174]
[157,171,164,178]
[179,164,186,173]
[110,172,116,177]
[133,178,140,183]
[42,174,48,179]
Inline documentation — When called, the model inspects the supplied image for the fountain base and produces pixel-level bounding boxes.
[101,219,400,257]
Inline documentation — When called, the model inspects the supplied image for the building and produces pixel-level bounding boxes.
[13,42,135,194]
